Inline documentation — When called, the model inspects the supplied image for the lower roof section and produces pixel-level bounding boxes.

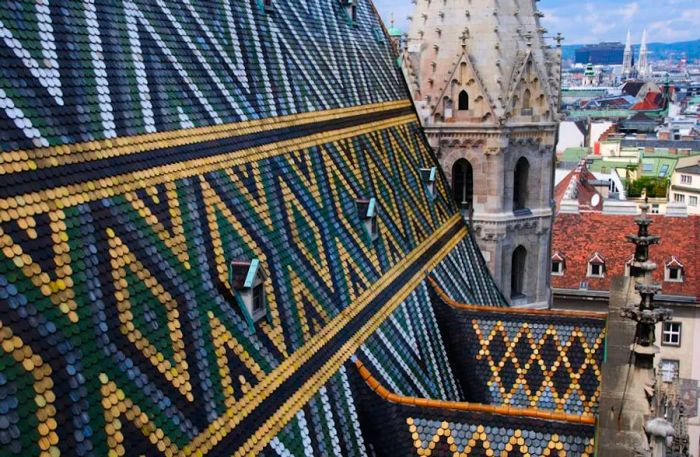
[350,357,596,457]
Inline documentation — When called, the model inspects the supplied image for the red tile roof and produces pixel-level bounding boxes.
[552,212,700,301]
[631,92,666,111]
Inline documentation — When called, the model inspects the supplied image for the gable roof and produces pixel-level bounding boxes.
[552,213,700,302]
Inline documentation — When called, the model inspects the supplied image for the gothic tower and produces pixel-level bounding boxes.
[402,0,561,308]
[622,29,633,79]
[637,29,649,79]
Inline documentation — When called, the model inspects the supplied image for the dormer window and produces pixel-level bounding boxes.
[259,0,273,13]
[420,167,437,199]
[665,256,684,283]
[341,0,357,24]
[357,198,379,242]
[229,259,267,330]
[587,252,605,278]
[551,251,565,276]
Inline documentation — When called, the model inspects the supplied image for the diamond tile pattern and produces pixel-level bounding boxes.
[350,365,596,457]
[0,0,606,455]
[430,287,607,416]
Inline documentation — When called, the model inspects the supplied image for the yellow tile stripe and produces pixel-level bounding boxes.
[0,114,417,222]
[179,215,466,457]
[0,100,411,174]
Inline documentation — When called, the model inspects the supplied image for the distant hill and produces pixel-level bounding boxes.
[562,39,700,63]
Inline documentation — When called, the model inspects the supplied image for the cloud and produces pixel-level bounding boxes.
[372,0,700,44]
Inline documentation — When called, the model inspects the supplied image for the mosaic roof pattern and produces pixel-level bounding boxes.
[430,281,607,416]
[0,0,605,456]
[351,359,596,457]
[0,0,403,152]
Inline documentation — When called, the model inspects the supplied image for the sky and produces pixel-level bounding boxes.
[373,0,700,45]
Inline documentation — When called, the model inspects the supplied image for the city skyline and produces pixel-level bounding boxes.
[373,0,700,45]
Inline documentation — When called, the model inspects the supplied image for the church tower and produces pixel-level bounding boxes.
[402,0,561,308]
[622,29,633,79]
[637,29,649,79]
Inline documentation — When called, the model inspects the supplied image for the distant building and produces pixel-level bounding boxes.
[671,164,700,214]
[575,42,625,65]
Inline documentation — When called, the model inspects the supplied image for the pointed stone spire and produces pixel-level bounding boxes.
[622,29,632,78]
[637,29,649,78]
[621,198,670,366]
[403,0,559,124]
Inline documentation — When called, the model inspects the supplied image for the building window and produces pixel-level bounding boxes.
[513,157,530,211]
[521,89,532,115]
[551,260,563,275]
[665,257,684,283]
[252,283,265,315]
[659,164,669,177]
[452,159,473,208]
[674,193,685,203]
[420,167,437,199]
[458,90,469,110]
[681,174,692,185]
[587,252,605,278]
[662,322,681,346]
[643,163,653,173]
[660,359,679,383]
[690,196,698,206]
[551,252,565,276]
[357,198,379,242]
[511,246,527,300]
[262,0,273,12]
[229,259,267,330]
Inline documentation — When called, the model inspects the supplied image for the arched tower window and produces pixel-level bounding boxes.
[458,90,469,111]
[513,157,530,211]
[511,246,527,299]
[522,89,532,110]
[451,159,473,208]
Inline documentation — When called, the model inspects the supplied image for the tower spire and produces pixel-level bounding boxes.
[622,29,632,79]
[621,198,670,365]
[637,29,649,79]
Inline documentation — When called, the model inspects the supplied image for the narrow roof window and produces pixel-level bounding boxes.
[420,167,437,199]
[229,259,267,331]
[356,198,379,243]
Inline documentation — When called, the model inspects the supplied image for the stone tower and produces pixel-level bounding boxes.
[622,29,633,79]
[402,0,561,308]
[637,29,649,79]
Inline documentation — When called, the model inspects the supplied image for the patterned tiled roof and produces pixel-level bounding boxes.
[0,1,604,456]
[553,213,700,300]
[430,279,606,417]
[352,357,597,457]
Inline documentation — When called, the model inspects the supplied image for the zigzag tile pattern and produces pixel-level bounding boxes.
[349,366,596,457]
[0,0,403,151]
[431,232,507,306]
[430,285,607,416]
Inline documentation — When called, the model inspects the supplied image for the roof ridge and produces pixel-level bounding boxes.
[353,356,596,424]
